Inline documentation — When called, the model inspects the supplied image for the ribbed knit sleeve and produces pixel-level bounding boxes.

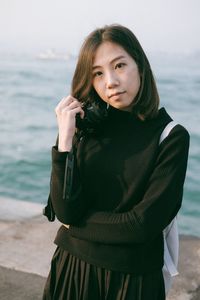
[50,146,87,224]
[69,126,190,244]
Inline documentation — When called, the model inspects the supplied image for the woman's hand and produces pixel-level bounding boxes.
[55,96,84,152]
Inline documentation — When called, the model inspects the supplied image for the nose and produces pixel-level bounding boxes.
[106,72,119,89]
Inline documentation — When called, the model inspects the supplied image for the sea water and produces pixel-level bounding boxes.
[0,50,199,236]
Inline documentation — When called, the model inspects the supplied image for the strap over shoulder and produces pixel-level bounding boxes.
[160,120,180,295]
[159,121,178,145]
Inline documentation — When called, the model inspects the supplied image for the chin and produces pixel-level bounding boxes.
[114,103,133,112]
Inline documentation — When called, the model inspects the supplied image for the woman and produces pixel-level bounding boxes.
[43,24,190,299]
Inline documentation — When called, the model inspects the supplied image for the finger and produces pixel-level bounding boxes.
[66,106,85,119]
[55,95,76,114]
[79,108,85,119]
[67,100,83,110]
[60,95,76,105]
[56,100,83,117]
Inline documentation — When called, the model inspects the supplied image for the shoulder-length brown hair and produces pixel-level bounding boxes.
[71,24,159,120]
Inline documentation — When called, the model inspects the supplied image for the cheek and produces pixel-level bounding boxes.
[93,81,105,96]
[128,71,141,92]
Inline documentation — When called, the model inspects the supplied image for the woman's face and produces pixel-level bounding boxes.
[92,42,141,112]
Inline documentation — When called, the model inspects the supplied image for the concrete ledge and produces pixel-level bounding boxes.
[0,197,44,221]
[0,216,59,277]
[167,235,200,300]
[0,197,200,299]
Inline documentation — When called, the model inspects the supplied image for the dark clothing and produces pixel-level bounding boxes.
[51,106,189,274]
[43,247,165,300]
[43,106,189,299]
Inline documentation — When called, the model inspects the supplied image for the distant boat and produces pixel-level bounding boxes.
[36,48,76,61]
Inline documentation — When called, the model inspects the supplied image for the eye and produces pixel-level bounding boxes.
[115,63,126,69]
[93,71,103,78]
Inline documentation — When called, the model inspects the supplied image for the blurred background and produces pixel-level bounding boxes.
[0,0,199,236]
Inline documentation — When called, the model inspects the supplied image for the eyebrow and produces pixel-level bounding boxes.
[92,55,126,70]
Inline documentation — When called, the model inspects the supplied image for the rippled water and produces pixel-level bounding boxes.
[0,51,199,236]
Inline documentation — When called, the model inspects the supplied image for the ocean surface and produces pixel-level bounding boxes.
[0,49,199,237]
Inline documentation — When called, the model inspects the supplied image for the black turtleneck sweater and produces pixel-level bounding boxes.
[50,106,189,275]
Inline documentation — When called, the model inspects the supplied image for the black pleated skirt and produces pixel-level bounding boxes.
[43,247,165,300]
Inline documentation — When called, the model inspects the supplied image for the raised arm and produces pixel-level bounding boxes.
[49,95,87,224]
[69,126,190,244]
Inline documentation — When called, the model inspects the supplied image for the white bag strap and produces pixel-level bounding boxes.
[163,219,179,277]
[160,120,179,278]
[159,121,178,145]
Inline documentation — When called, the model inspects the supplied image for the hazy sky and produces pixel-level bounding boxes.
[0,0,199,54]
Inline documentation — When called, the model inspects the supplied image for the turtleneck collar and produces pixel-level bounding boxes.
[106,105,172,130]
[107,105,140,123]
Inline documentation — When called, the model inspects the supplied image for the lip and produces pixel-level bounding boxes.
[108,91,126,99]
